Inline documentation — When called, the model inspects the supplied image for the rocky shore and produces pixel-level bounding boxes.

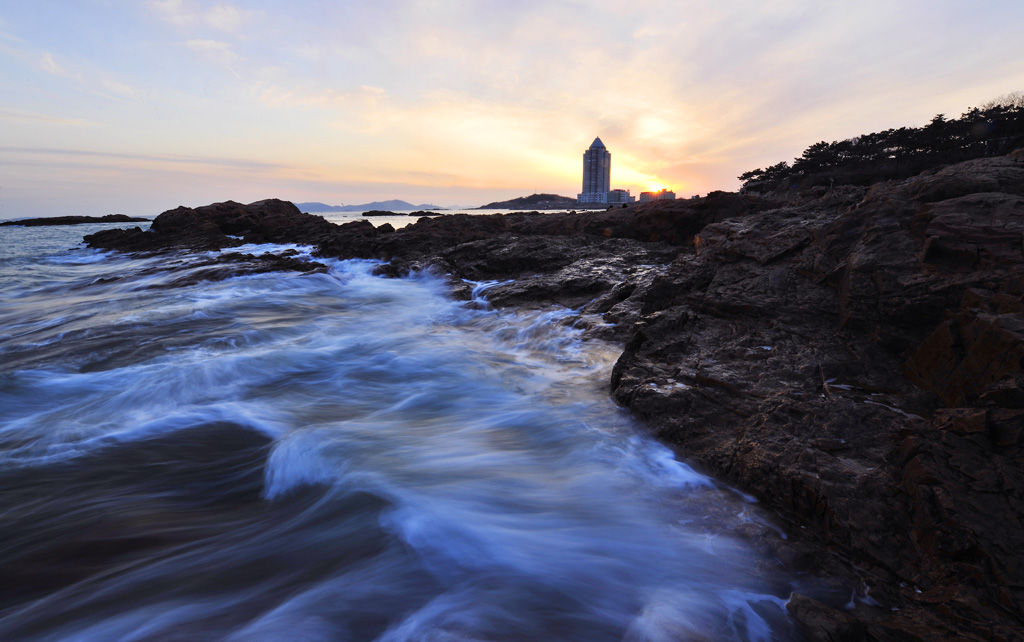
[84,151,1024,641]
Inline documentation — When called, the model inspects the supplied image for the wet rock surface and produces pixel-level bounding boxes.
[82,154,1024,640]
[610,154,1024,640]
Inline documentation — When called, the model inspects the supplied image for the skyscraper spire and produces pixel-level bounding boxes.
[579,137,611,203]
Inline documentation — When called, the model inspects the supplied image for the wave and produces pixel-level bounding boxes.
[0,240,803,640]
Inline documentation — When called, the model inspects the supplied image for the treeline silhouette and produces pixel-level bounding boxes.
[739,91,1024,192]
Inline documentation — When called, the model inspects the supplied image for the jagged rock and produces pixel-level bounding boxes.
[315,219,391,259]
[610,153,1024,640]
[919,192,1024,268]
[904,307,1024,407]
[787,593,866,642]
[84,199,335,252]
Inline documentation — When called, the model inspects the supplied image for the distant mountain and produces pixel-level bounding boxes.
[477,194,578,210]
[295,202,346,212]
[297,200,441,212]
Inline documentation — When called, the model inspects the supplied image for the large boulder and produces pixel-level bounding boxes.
[85,199,335,252]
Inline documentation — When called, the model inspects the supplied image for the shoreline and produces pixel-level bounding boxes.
[81,150,1024,641]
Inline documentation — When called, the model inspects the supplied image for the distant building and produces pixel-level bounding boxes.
[578,137,611,204]
[638,189,676,202]
[607,189,635,205]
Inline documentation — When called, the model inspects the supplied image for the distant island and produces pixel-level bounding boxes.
[296,200,441,212]
[362,210,441,217]
[0,214,150,227]
[478,193,579,210]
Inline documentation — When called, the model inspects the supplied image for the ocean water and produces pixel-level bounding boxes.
[311,208,533,230]
[0,221,804,641]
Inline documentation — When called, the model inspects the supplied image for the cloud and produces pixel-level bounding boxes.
[185,38,242,76]
[186,38,238,60]
[34,51,138,102]
[7,0,1024,212]
[38,52,71,77]
[150,0,259,36]
[257,84,388,112]
[0,109,94,126]
[204,5,254,34]
[149,0,195,27]
[100,78,140,101]
[0,145,291,173]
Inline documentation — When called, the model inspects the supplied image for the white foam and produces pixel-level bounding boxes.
[623,437,714,489]
[0,242,805,640]
[263,431,346,499]
[723,590,788,642]
[44,249,115,265]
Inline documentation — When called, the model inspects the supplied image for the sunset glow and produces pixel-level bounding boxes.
[1,1,1022,216]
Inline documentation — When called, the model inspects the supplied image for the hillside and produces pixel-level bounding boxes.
[741,92,1024,192]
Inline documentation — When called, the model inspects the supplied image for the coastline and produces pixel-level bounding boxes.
[81,150,1024,641]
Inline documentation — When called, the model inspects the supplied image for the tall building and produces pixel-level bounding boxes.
[578,137,611,204]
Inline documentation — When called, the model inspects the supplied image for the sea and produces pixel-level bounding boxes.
[0,212,810,641]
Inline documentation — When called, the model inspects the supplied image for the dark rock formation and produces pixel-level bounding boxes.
[1,214,149,227]
[84,199,336,252]
[314,196,764,264]
[788,593,867,642]
[311,202,763,315]
[81,153,1024,640]
[609,154,1024,640]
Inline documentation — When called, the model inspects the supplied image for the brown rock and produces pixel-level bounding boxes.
[989,409,1024,446]
[786,593,866,642]
[920,193,1024,268]
[85,199,335,252]
[932,408,988,435]
[904,310,1024,407]
[610,154,1024,640]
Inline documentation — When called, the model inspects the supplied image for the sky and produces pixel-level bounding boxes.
[1,1,1023,217]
